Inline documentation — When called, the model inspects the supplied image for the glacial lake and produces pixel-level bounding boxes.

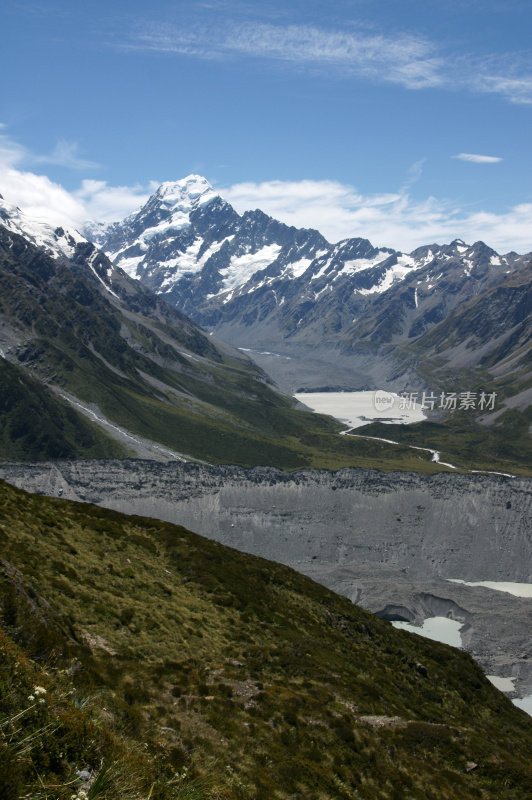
[513,695,532,715]
[294,390,426,429]
[391,617,463,648]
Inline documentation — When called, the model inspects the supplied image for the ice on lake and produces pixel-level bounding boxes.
[487,678,532,719]
[486,675,516,692]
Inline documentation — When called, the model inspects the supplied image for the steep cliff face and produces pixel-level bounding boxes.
[1,459,530,694]
[1,460,527,579]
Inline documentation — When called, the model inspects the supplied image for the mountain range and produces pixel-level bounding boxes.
[85,174,531,473]
[88,175,531,398]
[0,176,530,472]
[1,193,440,472]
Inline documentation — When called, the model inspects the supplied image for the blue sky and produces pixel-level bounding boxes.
[1,0,532,251]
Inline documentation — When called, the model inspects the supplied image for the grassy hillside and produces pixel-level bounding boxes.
[1,480,531,799]
[356,409,532,476]
[0,358,132,461]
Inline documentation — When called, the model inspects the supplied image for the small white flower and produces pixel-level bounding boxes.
[28,695,35,702]
[34,685,47,696]
[39,698,46,705]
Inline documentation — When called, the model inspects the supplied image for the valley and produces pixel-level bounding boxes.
[86,176,532,474]
[3,3,532,796]
[0,173,530,799]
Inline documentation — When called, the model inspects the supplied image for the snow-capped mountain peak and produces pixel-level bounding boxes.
[86,174,229,281]
[84,177,529,370]
[155,174,218,207]
[0,195,86,260]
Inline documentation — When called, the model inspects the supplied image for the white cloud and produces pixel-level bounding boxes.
[0,132,150,228]
[0,167,87,228]
[74,179,154,222]
[453,153,503,163]
[0,130,530,253]
[220,178,532,253]
[0,169,151,228]
[0,131,83,227]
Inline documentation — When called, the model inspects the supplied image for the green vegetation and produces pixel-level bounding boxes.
[0,359,132,461]
[1,480,531,799]
[378,268,532,475]
[357,407,532,476]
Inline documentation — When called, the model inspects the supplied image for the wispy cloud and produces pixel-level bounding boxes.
[125,20,444,89]
[0,130,99,172]
[226,23,443,89]
[0,129,27,168]
[121,18,532,104]
[34,140,99,170]
[470,71,532,105]
[401,157,427,193]
[453,153,503,163]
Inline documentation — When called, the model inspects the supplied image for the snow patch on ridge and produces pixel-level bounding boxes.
[358,254,417,295]
[111,253,144,278]
[159,236,235,290]
[221,244,282,291]
[0,196,86,260]
[289,258,313,278]
[337,253,390,277]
